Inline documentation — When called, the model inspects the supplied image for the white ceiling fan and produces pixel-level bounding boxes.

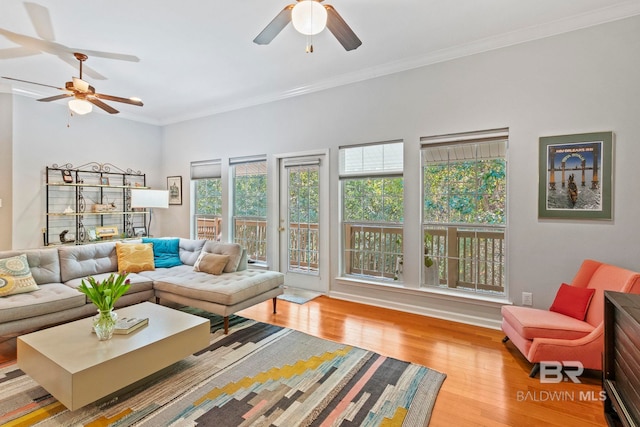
[254,0,362,52]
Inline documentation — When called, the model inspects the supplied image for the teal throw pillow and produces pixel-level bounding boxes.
[142,238,182,268]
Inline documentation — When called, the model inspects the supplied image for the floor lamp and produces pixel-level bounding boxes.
[130,189,169,237]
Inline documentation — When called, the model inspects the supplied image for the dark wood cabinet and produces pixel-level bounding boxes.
[604,291,640,427]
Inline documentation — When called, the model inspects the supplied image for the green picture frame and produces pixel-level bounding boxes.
[538,131,613,220]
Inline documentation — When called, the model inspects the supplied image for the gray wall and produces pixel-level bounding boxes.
[10,96,163,249]
[160,16,640,327]
[0,94,12,250]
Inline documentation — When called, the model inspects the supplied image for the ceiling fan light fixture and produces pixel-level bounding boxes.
[68,99,93,115]
[292,0,327,35]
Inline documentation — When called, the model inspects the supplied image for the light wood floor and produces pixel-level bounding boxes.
[0,296,606,426]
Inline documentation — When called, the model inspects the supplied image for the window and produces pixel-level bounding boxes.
[191,159,222,240]
[340,141,404,281]
[231,156,267,265]
[421,129,507,295]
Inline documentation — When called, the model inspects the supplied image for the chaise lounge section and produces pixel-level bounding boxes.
[0,238,284,336]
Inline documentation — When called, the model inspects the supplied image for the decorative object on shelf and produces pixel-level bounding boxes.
[91,202,117,212]
[95,226,119,238]
[77,273,131,340]
[167,176,182,205]
[63,206,74,214]
[538,131,613,220]
[61,170,74,183]
[100,177,110,186]
[59,230,75,243]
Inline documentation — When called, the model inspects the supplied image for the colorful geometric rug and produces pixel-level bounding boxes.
[0,317,446,426]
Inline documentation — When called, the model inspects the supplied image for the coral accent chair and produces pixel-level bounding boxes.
[501,259,640,377]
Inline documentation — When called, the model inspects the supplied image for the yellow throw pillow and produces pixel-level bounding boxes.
[116,242,155,274]
[0,254,40,297]
[194,252,229,275]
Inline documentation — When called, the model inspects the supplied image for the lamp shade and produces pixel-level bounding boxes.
[130,189,169,208]
[291,0,327,35]
[68,99,92,115]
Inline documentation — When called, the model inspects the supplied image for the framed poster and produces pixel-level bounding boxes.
[133,226,147,237]
[167,176,182,205]
[538,131,613,220]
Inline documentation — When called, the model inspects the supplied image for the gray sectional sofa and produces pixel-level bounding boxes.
[0,238,284,336]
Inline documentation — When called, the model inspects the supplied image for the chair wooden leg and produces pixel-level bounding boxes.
[272,296,277,314]
[224,316,229,334]
[529,363,540,378]
[502,336,510,343]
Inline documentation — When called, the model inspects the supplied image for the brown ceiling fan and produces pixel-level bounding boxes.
[254,0,362,51]
[1,52,143,114]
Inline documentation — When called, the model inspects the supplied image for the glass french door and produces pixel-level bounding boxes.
[279,154,328,293]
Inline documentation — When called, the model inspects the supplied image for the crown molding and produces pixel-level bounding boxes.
[161,1,640,126]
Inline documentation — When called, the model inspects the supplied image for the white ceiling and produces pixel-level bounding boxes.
[1,0,639,126]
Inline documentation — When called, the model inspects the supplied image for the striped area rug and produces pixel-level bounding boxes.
[0,318,446,426]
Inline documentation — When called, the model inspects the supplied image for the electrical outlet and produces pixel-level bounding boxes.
[522,292,533,306]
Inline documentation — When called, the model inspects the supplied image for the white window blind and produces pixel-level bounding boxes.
[190,159,221,180]
[420,128,508,165]
[339,140,403,178]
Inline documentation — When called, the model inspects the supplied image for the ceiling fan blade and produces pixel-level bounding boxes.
[59,54,107,80]
[0,46,39,59]
[87,97,119,114]
[1,76,65,90]
[94,93,143,107]
[253,5,294,45]
[75,49,140,63]
[24,2,55,42]
[325,5,362,51]
[38,93,73,102]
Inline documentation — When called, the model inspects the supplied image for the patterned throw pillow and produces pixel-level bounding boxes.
[116,243,155,274]
[0,254,40,297]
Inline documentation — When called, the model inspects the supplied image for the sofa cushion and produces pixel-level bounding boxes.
[0,248,61,284]
[501,305,595,340]
[141,267,284,306]
[142,238,182,268]
[0,283,86,323]
[549,283,595,320]
[194,252,229,275]
[179,239,206,266]
[64,272,154,302]
[116,243,155,274]
[58,242,117,282]
[0,254,40,297]
[202,241,243,273]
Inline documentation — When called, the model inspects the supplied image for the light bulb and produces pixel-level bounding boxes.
[291,1,327,35]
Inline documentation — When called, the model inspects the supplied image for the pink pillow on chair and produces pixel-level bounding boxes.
[549,283,596,320]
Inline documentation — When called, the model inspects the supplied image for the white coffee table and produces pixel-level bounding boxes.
[17,302,210,410]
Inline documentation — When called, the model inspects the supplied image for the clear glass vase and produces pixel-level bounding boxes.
[93,309,118,340]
